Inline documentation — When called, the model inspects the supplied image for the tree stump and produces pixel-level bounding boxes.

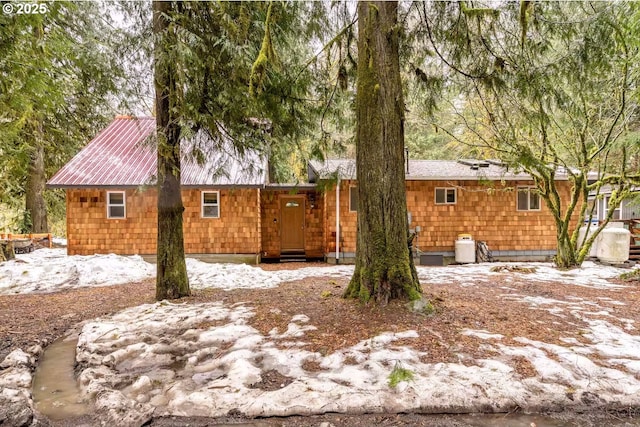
[0,240,15,262]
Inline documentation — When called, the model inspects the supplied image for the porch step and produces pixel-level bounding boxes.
[630,245,640,261]
[280,253,306,262]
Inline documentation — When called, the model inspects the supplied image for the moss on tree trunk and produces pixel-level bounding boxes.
[154,0,190,300]
[25,139,48,233]
[343,1,421,305]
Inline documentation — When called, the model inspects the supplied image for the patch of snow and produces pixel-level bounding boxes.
[75,299,640,420]
[0,249,154,294]
[2,248,635,296]
[52,237,67,246]
[0,249,355,295]
[417,261,633,290]
[461,329,504,340]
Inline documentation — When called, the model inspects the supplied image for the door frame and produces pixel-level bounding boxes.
[280,195,305,253]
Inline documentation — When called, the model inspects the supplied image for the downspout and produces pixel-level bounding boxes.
[335,176,340,264]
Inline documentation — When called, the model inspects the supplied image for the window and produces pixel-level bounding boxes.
[107,191,126,219]
[604,196,621,220]
[435,188,456,205]
[585,198,599,222]
[349,186,358,212]
[517,187,541,211]
[202,191,220,218]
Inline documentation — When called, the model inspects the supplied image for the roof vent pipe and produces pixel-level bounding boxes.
[405,147,410,175]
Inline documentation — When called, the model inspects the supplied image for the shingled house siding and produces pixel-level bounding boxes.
[323,179,575,255]
[260,189,325,258]
[182,188,261,254]
[405,180,573,252]
[66,188,261,256]
[324,180,358,254]
[66,188,157,255]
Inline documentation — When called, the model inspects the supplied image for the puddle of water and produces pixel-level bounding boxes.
[32,335,92,420]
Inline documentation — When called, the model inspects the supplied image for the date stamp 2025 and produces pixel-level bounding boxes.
[2,2,49,15]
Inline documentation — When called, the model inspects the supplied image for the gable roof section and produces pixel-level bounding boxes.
[48,116,266,188]
[309,158,571,181]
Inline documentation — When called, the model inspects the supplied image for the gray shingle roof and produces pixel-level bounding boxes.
[309,159,551,181]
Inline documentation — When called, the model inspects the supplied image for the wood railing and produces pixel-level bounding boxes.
[0,233,53,248]
[618,219,640,260]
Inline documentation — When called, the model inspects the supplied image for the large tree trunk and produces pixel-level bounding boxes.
[343,1,421,304]
[154,0,190,300]
[555,230,577,269]
[25,141,48,233]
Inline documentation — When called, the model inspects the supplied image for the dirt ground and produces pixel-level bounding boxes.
[2,262,640,426]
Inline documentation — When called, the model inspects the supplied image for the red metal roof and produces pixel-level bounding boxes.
[47,116,266,188]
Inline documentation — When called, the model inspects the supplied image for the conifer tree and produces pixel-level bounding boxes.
[0,1,126,232]
[343,1,422,304]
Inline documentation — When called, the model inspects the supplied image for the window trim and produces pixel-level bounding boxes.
[516,186,541,212]
[106,191,126,219]
[585,198,600,222]
[201,190,220,219]
[435,187,457,205]
[604,195,621,220]
[349,186,358,212]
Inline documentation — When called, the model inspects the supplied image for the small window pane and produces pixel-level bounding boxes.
[202,191,220,218]
[109,206,125,218]
[435,188,455,204]
[446,189,456,204]
[109,193,124,204]
[107,191,125,218]
[286,201,299,207]
[350,187,358,212]
[529,192,540,210]
[203,205,219,218]
[517,189,529,210]
[585,199,598,222]
[203,192,218,204]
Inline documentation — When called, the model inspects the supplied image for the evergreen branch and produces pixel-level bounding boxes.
[421,4,488,80]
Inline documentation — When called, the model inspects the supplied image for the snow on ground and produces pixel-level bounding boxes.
[76,297,640,422]
[1,248,634,295]
[417,261,630,289]
[3,249,640,421]
[186,258,354,291]
[0,249,353,295]
[52,237,67,246]
[0,249,154,294]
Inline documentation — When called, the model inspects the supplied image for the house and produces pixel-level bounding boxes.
[309,158,577,263]
[585,185,640,261]
[48,116,578,264]
[587,185,640,222]
[47,116,325,262]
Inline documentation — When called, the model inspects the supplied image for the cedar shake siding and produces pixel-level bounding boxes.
[323,180,358,254]
[50,117,581,263]
[323,179,576,258]
[66,188,261,256]
[261,189,324,259]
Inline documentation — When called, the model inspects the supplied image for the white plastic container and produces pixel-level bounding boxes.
[455,234,476,264]
[577,225,599,258]
[596,227,630,264]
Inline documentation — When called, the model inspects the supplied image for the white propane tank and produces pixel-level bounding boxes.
[596,227,630,264]
[577,224,599,258]
[455,234,476,264]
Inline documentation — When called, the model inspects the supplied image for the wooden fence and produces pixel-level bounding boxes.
[0,233,53,248]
